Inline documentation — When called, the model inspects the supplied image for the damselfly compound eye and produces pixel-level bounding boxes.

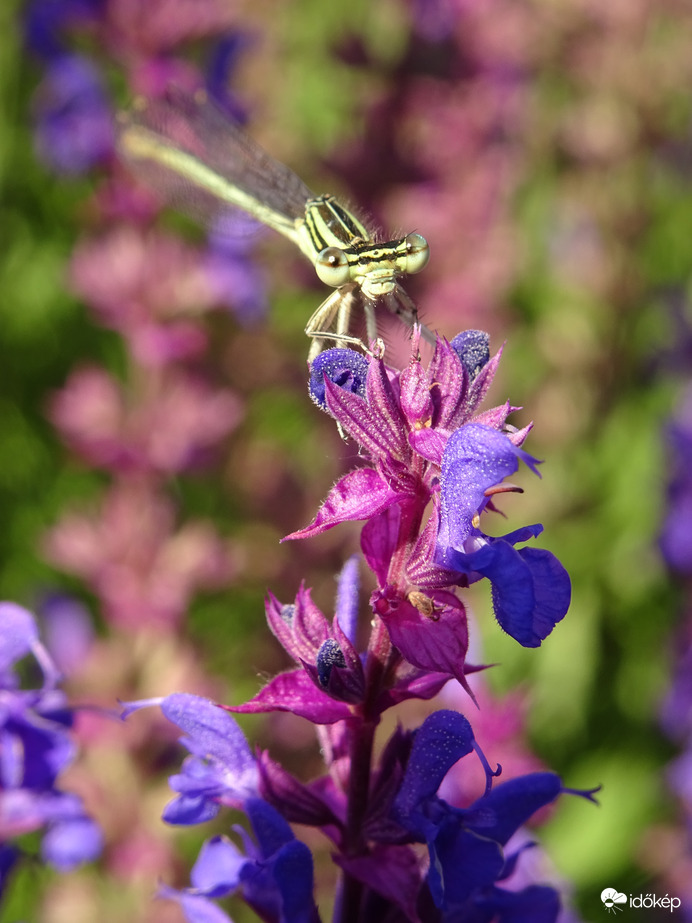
[404,233,429,275]
[315,247,351,287]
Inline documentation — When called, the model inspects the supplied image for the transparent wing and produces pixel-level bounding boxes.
[116,87,315,237]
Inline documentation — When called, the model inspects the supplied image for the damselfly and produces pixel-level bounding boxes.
[116,89,434,358]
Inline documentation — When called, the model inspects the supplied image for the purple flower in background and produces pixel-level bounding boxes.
[411,0,458,42]
[0,602,102,888]
[199,33,272,325]
[33,54,114,173]
[659,384,692,911]
[660,385,692,573]
[0,846,19,897]
[49,363,243,473]
[44,482,232,631]
[24,0,103,59]
[103,0,238,59]
[205,32,253,122]
[204,219,269,325]
[39,593,95,678]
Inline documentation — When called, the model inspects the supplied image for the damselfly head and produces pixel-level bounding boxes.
[348,232,430,299]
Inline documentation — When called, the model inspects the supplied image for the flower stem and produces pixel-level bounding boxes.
[334,614,395,921]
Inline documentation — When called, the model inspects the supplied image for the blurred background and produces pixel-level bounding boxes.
[2,0,692,920]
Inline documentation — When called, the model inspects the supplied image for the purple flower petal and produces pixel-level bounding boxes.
[476,884,561,923]
[428,337,468,428]
[408,426,447,465]
[24,0,101,59]
[284,467,406,541]
[465,773,562,846]
[500,523,545,545]
[302,612,365,705]
[205,32,252,123]
[162,792,221,826]
[258,752,342,829]
[361,505,401,585]
[245,797,295,859]
[309,349,369,409]
[264,587,330,665]
[203,242,267,325]
[364,357,409,460]
[399,357,434,429]
[429,827,504,906]
[40,595,94,676]
[329,614,365,689]
[0,603,39,672]
[438,424,534,556]
[0,845,18,893]
[406,506,462,590]
[450,330,490,378]
[394,710,475,826]
[462,346,505,428]
[374,590,472,692]
[158,885,233,923]
[0,603,102,878]
[376,669,453,711]
[322,378,393,459]
[190,835,247,896]
[259,838,316,922]
[445,540,570,647]
[227,670,352,724]
[509,547,571,643]
[5,713,75,790]
[33,55,114,174]
[238,800,318,921]
[318,355,410,463]
[334,555,360,644]
[661,493,692,572]
[161,694,256,781]
[473,400,513,431]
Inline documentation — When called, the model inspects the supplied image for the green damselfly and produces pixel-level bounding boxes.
[117,89,434,357]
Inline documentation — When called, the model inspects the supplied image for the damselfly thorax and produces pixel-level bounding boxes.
[117,89,434,358]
